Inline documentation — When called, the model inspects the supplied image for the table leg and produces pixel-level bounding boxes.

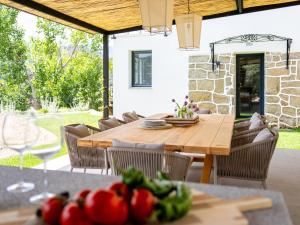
[200,154,213,183]
[213,155,218,185]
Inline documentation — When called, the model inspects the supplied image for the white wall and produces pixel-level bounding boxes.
[113,34,190,117]
[113,5,300,118]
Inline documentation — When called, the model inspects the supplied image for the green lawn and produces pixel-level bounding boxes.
[277,128,300,150]
[0,112,100,168]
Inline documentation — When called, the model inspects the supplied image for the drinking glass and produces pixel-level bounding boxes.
[0,113,4,150]
[2,112,38,193]
[29,115,63,203]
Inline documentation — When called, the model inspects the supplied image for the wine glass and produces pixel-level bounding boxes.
[0,113,4,150]
[30,114,64,203]
[2,112,38,193]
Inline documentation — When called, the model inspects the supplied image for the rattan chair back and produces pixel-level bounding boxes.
[107,147,191,181]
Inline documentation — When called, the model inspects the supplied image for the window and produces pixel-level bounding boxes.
[131,51,152,87]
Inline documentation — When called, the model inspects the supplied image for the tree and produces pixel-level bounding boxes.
[0,8,105,112]
[0,5,29,110]
[27,18,104,110]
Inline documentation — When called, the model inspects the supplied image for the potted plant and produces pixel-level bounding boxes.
[172,95,199,119]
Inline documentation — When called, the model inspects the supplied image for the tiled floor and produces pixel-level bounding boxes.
[53,149,300,225]
[186,149,300,225]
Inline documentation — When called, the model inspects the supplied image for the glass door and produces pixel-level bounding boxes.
[236,54,264,118]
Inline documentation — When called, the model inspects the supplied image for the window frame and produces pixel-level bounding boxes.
[131,50,152,88]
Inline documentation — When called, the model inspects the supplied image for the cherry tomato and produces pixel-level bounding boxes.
[74,189,91,201]
[60,202,93,225]
[130,189,155,223]
[109,182,130,202]
[85,189,128,225]
[42,197,65,225]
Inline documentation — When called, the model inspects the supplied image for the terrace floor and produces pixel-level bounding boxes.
[187,149,300,225]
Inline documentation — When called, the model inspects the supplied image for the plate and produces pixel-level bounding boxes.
[138,124,173,130]
[144,119,167,127]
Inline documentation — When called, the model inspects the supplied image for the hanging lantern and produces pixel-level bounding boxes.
[139,0,174,34]
[175,0,202,49]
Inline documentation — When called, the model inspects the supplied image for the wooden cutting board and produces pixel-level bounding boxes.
[169,190,272,225]
[0,191,272,225]
[164,115,199,125]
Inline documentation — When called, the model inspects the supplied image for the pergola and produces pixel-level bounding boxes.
[1,0,300,118]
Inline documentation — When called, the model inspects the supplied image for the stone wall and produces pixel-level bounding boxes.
[188,52,300,128]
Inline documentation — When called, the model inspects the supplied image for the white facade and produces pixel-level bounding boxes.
[113,6,300,118]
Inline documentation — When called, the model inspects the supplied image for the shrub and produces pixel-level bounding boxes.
[40,97,59,113]
[71,101,89,111]
[0,101,16,112]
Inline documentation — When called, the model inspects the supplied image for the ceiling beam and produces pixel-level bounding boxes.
[9,0,109,34]
[110,1,300,34]
[3,0,300,35]
[236,0,243,13]
[108,25,143,35]
[203,1,300,20]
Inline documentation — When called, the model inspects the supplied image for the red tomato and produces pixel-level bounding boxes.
[109,182,130,201]
[74,189,91,201]
[42,197,65,225]
[130,189,155,223]
[60,202,93,225]
[85,189,128,225]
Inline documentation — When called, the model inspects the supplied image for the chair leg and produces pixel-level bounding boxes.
[105,149,109,175]
[262,180,267,189]
[70,167,73,172]
[84,168,86,173]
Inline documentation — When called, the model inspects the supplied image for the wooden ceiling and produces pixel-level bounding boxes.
[0,0,299,34]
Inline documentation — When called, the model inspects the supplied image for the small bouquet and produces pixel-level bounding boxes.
[172,95,199,119]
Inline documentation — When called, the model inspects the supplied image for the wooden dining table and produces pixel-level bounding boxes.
[78,113,235,184]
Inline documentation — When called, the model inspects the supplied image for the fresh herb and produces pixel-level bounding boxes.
[122,167,192,222]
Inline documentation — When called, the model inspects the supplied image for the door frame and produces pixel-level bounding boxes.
[236,53,265,118]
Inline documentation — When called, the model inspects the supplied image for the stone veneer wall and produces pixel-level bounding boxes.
[188,52,300,128]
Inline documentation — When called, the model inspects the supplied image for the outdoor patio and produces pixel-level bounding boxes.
[0,0,300,225]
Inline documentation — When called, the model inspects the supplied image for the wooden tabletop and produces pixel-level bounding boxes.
[78,114,235,156]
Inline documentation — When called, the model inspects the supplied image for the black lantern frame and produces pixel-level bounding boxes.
[209,34,293,71]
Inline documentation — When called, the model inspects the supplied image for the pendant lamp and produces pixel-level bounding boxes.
[175,0,202,49]
[139,0,174,35]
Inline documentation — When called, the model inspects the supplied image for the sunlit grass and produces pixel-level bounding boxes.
[0,153,42,168]
[277,128,300,150]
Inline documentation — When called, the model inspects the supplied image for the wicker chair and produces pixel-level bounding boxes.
[107,147,191,181]
[234,115,267,132]
[122,111,145,123]
[234,114,268,137]
[195,108,212,114]
[98,117,125,131]
[216,128,278,188]
[64,124,109,174]
[234,122,268,137]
